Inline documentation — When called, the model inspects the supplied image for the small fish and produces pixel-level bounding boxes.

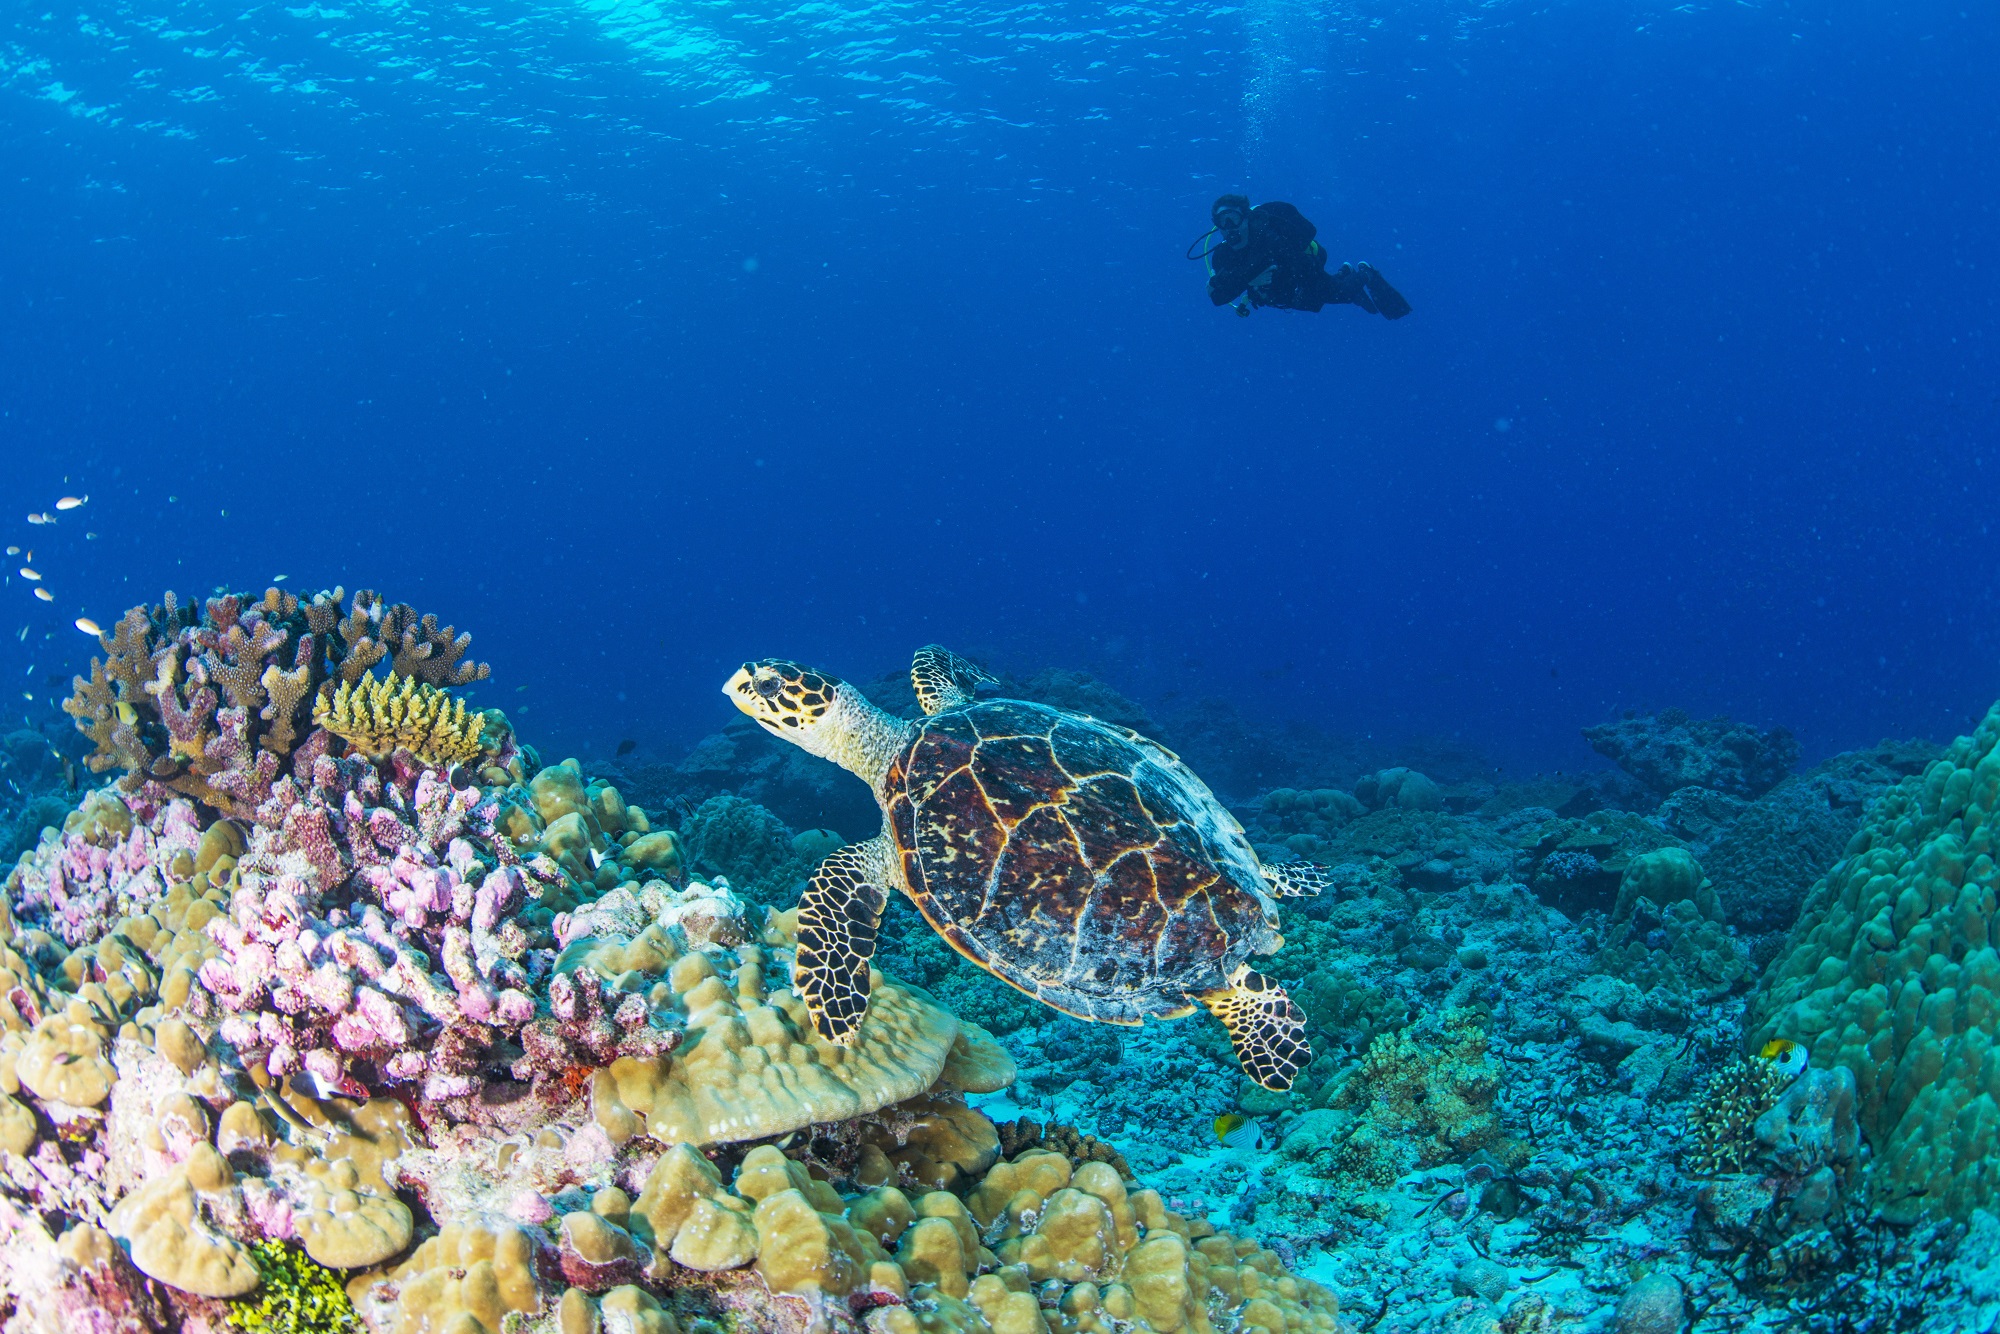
[33,589,52,603]
[55,495,86,510]
[3,547,14,555]
[1213,1114,1263,1150]
[589,849,606,870]
[1759,1039,1808,1079]
[616,738,637,757]
[25,513,51,525]
[74,617,101,636]
[18,568,38,581]
[116,702,138,725]
[272,574,288,582]
[85,533,97,540]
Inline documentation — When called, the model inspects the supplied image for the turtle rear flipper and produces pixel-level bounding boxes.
[1202,967,1310,1091]
[912,645,999,715]
[1262,861,1336,898]
[794,837,892,1044]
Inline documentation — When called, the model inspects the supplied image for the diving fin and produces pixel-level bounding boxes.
[1356,263,1412,320]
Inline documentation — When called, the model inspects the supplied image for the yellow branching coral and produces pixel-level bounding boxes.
[313,672,489,768]
[227,1241,358,1334]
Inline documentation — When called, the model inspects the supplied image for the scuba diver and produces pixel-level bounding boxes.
[1192,194,1412,320]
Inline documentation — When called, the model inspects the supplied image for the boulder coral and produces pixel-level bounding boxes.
[1749,695,2000,1220]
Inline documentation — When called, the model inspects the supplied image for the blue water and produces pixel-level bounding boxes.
[1,0,1995,775]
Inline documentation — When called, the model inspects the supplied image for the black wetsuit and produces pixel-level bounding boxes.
[1207,202,1401,316]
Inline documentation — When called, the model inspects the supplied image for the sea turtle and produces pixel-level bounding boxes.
[724,646,1331,1090]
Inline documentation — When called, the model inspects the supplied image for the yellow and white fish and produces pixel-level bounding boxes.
[33,588,53,603]
[1212,1114,1264,1151]
[75,617,101,637]
[55,495,86,510]
[18,568,38,581]
[1759,1038,1808,1080]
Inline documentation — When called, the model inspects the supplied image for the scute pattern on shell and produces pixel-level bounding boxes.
[885,699,1279,1022]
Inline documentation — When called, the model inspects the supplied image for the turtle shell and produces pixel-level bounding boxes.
[882,699,1280,1023]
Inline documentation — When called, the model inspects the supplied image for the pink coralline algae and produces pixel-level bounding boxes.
[185,739,678,1119]
[195,753,565,1105]
[7,790,201,948]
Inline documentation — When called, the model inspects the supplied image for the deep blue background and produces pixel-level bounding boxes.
[1,0,1995,774]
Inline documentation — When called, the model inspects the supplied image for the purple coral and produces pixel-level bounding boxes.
[7,790,200,947]
[196,752,560,1104]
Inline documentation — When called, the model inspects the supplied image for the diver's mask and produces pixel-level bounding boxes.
[1212,207,1248,245]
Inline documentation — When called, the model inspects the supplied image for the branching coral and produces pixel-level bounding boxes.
[63,587,492,820]
[226,1240,359,1334]
[313,672,491,769]
[195,757,558,1104]
[996,1117,1132,1178]
[1684,1057,1788,1177]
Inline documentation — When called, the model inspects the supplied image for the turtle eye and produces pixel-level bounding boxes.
[754,672,784,701]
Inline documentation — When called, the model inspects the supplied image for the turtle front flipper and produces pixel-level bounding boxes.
[794,836,892,1045]
[1262,861,1336,898]
[1200,966,1310,1091]
[911,645,999,716]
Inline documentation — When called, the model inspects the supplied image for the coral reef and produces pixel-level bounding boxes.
[15,617,2000,1334]
[1583,708,1800,799]
[1,617,1366,1334]
[0,725,83,871]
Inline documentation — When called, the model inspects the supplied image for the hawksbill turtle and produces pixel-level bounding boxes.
[724,646,1331,1090]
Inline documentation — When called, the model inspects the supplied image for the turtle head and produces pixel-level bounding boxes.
[727,660,840,736]
[725,658,906,787]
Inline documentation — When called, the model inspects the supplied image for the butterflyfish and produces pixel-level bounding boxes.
[1213,1114,1263,1150]
[1759,1038,1808,1079]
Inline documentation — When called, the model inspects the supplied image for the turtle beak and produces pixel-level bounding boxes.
[723,666,757,714]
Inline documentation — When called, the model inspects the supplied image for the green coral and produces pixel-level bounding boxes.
[227,1241,358,1334]
[1263,1009,1504,1230]
[1335,1006,1501,1165]
[1594,848,1749,999]
[681,794,819,909]
[1749,697,2000,1221]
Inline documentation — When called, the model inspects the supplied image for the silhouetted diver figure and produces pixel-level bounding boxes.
[1197,194,1411,320]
